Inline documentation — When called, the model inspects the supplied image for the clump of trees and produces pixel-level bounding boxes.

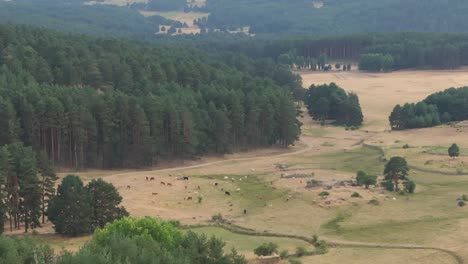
[305,83,363,127]
[47,175,128,236]
[383,157,415,193]
[0,143,57,234]
[0,217,247,264]
[449,143,460,158]
[356,170,377,188]
[389,87,468,130]
[358,53,394,72]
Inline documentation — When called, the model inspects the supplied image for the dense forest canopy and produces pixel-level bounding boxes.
[0,25,301,169]
[305,83,363,127]
[389,87,468,130]
[199,0,468,35]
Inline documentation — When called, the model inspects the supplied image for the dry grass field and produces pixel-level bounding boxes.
[28,70,468,263]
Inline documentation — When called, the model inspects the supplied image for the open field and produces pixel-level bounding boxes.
[25,70,468,263]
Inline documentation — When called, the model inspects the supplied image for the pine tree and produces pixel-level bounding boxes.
[47,175,94,236]
[86,178,129,229]
[10,143,40,232]
[37,151,57,224]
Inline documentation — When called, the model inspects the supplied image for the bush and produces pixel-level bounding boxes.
[295,246,307,257]
[351,192,361,198]
[462,195,468,201]
[319,191,330,197]
[315,240,329,254]
[289,259,303,264]
[458,200,466,207]
[198,196,203,203]
[368,199,380,206]
[403,144,410,149]
[211,213,224,222]
[383,180,394,192]
[404,180,416,193]
[254,242,278,256]
[280,250,289,259]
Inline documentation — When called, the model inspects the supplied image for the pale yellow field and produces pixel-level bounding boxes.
[27,70,468,263]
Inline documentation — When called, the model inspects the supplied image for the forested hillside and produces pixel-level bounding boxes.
[0,25,301,169]
[200,0,468,35]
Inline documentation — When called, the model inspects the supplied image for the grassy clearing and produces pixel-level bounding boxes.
[189,227,312,257]
[312,146,384,175]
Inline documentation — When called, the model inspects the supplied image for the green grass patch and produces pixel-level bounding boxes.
[303,127,328,137]
[321,211,351,235]
[314,147,384,175]
[188,227,312,255]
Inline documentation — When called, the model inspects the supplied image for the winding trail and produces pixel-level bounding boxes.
[187,224,464,264]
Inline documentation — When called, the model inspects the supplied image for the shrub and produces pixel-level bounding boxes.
[289,258,302,264]
[404,180,416,193]
[254,242,278,256]
[198,196,203,203]
[383,180,394,192]
[311,235,318,244]
[280,250,289,259]
[462,195,468,202]
[315,240,329,254]
[295,246,307,257]
[458,200,466,207]
[319,191,330,197]
[402,144,410,149]
[368,199,380,206]
[211,213,224,222]
[351,192,361,198]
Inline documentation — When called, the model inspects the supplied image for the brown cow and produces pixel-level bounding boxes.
[160,182,166,185]
[167,183,173,186]
[152,193,158,195]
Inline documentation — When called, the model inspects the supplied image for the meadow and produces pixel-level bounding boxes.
[32,70,468,263]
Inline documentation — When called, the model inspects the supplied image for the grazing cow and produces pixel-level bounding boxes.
[183,176,189,180]
[215,182,218,186]
[198,186,201,190]
[150,177,155,181]
[225,191,231,196]
[146,177,149,181]
[152,193,158,195]
[244,209,247,215]
[161,182,166,185]
[187,197,193,200]
[167,183,173,186]
[126,185,131,189]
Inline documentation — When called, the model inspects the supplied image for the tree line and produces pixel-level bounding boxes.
[0,217,247,264]
[389,87,468,130]
[0,25,301,169]
[305,83,363,127]
[0,142,127,234]
[170,32,468,71]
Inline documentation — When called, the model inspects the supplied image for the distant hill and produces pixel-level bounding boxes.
[198,0,468,35]
[2,0,468,38]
